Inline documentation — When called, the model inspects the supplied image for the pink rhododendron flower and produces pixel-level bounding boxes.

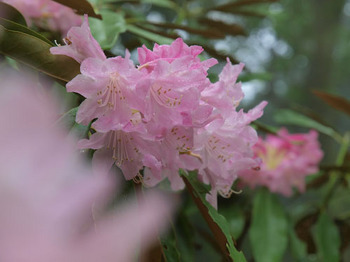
[1,0,82,35]
[201,58,245,117]
[194,101,267,208]
[54,31,267,206]
[238,128,323,196]
[0,70,174,262]
[137,38,217,73]
[50,15,106,63]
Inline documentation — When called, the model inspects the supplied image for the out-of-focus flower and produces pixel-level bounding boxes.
[51,19,267,207]
[0,69,173,262]
[238,128,323,196]
[50,15,106,63]
[1,0,82,35]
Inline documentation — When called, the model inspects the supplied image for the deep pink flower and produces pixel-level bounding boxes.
[50,15,106,63]
[1,0,82,35]
[0,70,174,262]
[238,128,323,196]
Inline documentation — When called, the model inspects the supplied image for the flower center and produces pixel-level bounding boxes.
[151,85,182,108]
[97,72,126,111]
[259,145,286,170]
[106,130,139,166]
[206,135,232,163]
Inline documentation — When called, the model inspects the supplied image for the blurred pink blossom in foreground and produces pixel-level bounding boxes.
[0,70,173,262]
[239,128,323,196]
[1,0,82,35]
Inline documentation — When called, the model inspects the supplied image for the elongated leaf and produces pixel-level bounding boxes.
[213,9,266,18]
[141,0,177,9]
[220,206,245,240]
[160,225,181,262]
[0,17,52,45]
[182,171,247,262]
[327,186,350,220]
[251,121,278,134]
[312,212,340,262]
[289,226,307,260]
[274,109,341,139]
[134,24,179,40]
[313,90,350,117]
[55,107,79,130]
[198,18,246,36]
[89,11,126,49]
[126,24,173,45]
[189,42,238,63]
[0,2,26,26]
[212,0,278,11]
[52,0,102,19]
[0,25,80,82]
[249,189,288,262]
[146,21,226,39]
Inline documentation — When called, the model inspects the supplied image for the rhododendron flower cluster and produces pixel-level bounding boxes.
[0,70,173,262]
[51,16,267,207]
[238,128,323,196]
[1,0,81,35]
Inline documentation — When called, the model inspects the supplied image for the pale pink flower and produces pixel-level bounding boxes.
[134,56,214,132]
[201,58,245,117]
[67,54,142,128]
[0,70,173,262]
[143,126,201,190]
[57,35,267,205]
[1,0,82,35]
[238,128,323,196]
[137,38,217,73]
[78,129,150,180]
[194,101,267,208]
[50,15,106,63]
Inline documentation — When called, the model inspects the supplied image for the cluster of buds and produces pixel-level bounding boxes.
[51,15,267,207]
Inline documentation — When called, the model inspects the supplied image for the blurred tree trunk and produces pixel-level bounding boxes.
[304,0,346,92]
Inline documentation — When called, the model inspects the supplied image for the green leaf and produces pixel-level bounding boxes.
[160,225,181,262]
[126,24,173,45]
[220,206,245,240]
[289,226,307,261]
[0,18,51,45]
[0,2,27,26]
[55,107,90,138]
[141,0,177,9]
[182,170,247,262]
[251,121,278,135]
[55,107,79,130]
[249,189,288,262]
[146,21,226,39]
[212,0,278,11]
[89,11,126,49]
[238,72,273,82]
[52,0,102,19]
[327,186,350,220]
[274,109,341,140]
[312,212,340,262]
[0,25,80,82]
